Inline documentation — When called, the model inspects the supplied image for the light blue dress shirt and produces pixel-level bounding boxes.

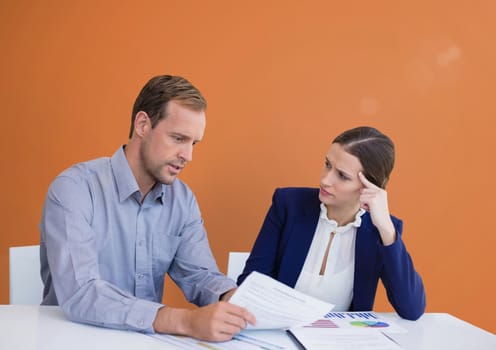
[39,146,236,333]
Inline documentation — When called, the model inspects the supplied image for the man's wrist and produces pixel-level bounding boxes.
[153,306,191,335]
[220,288,237,301]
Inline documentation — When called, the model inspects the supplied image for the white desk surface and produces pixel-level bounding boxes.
[0,305,494,350]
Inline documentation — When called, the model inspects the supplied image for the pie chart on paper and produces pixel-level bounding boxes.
[350,320,390,328]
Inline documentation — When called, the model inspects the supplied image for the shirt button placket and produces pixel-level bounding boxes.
[135,207,148,298]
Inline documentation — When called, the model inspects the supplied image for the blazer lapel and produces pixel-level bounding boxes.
[352,213,379,310]
[278,193,320,287]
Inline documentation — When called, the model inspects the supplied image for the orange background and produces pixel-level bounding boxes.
[1,0,495,333]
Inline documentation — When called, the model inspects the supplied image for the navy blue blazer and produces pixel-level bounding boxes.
[238,188,426,320]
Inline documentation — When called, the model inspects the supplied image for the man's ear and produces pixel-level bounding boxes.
[133,111,150,138]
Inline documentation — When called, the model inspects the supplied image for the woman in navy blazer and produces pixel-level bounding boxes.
[238,127,425,320]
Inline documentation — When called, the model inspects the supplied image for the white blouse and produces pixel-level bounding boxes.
[294,204,365,311]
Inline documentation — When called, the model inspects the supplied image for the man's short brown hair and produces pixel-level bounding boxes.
[129,75,207,138]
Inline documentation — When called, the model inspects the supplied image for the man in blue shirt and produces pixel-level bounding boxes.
[39,75,255,341]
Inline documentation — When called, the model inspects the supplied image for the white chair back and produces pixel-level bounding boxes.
[227,252,250,281]
[9,245,43,305]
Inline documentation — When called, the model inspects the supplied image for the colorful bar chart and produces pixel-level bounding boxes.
[325,311,379,319]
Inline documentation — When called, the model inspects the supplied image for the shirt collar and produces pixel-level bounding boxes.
[150,183,166,204]
[319,203,365,230]
[110,146,141,202]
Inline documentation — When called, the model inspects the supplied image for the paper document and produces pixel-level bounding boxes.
[149,332,287,350]
[229,271,334,329]
[287,328,403,350]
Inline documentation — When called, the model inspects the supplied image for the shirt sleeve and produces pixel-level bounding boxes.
[40,174,163,333]
[165,190,237,305]
[378,220,426,320]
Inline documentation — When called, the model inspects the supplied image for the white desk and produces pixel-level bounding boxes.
[379,312,495,350]
[0,305,494,350]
